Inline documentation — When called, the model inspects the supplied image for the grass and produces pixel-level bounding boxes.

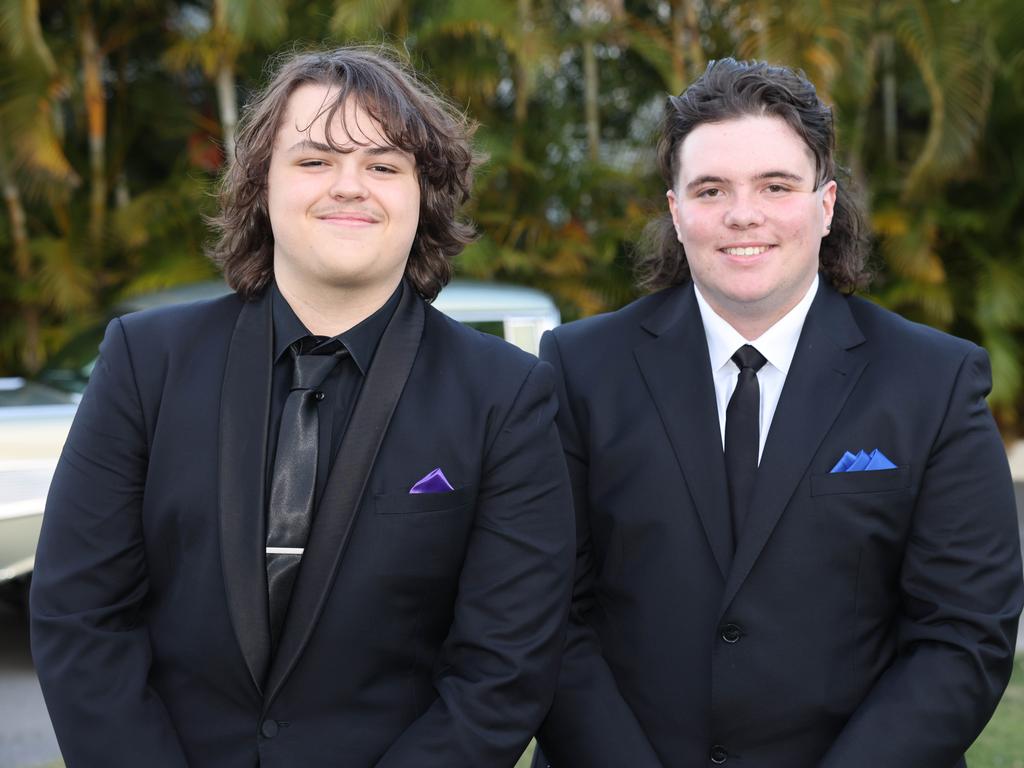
[967,655,1024,768]
[23,660,1023,768]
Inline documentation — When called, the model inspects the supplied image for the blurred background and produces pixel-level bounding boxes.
[0,1,1022,767]
[2,0,1024,434]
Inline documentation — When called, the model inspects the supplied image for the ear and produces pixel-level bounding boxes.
[666,189,684,243]
[820,179,837,236]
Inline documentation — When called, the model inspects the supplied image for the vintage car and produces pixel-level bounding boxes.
[0,279,560,601]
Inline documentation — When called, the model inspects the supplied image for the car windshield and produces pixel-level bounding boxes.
[19,278,559,398]
[0,378,78,407]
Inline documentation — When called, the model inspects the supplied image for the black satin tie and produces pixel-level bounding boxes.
[266,339,345,648]
[725,344,767,549]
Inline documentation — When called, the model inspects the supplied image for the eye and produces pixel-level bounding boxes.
[369,164,398,174]
[298,159,327,168]
[765,183,790,194]
[696,187,722,199]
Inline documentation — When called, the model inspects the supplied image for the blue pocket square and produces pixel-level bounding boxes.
[409,467,454,494]
[830,449,897,473]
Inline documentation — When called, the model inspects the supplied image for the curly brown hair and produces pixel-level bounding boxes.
[207,45,481,301]
[635,58,871,294]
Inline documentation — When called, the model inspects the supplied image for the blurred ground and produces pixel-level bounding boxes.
[0,598,59,768]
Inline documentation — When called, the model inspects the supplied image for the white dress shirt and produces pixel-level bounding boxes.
[694,275,819,463]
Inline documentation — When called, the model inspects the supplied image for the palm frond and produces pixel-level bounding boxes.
[979,325,1023,410]
[222,0,287,45]
[892,0,995,196]
[33,236,96,314]
[0,0,56,73]
[330,0,405,39]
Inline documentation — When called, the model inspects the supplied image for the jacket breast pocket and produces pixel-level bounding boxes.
[371,486,475,587]
[810,466,911,496]
[374,485,474,515]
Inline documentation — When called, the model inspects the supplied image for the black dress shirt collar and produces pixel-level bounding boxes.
[271,281,404,374]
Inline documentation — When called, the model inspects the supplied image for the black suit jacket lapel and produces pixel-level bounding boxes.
[263,283,425,707]
[721,282,868,614]
[634,283,733,579]
[219,290,274,694]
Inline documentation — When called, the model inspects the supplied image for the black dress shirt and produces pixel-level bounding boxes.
[265,281,402,509]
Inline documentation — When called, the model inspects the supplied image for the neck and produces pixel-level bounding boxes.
[699,276,818,342]
[719,308,782,342]
[275,274,401,337]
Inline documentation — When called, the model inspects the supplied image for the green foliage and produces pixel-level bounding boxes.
[965,655,1024,767]
[1,0,1022,430]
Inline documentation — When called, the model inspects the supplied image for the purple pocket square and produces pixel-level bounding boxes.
[409,467,454,494]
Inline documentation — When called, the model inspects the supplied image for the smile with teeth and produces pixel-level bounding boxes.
[722,245,773,256]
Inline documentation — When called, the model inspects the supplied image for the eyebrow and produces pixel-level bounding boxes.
[685,170,806,192]
[284,139,405,157]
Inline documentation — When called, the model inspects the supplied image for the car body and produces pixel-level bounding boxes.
[0,279,560,589]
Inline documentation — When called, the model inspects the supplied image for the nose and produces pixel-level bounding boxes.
[328,162,368,200]
[723,191,765,228]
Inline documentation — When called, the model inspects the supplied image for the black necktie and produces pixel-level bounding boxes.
[266,339,344,647]
[725,344,767,547]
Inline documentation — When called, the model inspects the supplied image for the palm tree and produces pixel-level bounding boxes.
[165,0,287,160]
[0,0,79,372]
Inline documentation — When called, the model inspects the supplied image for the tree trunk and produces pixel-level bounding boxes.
[216,62,238,162]
[514,0,532,129]
[846,37,880,185]
[0,127,41,373]
[212,0,238,162]
[756,0,770,60]
[582,0,600,166]
[582,37,599,162]
[670,0,686,93]
[881,34,898,165]
[81,10,106,245]
[683,0,704,88]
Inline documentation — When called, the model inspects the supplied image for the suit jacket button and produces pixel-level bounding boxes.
[720,623,742,643]
[710,744,728,763]
[314,390,326,401]
[261,719,279,738]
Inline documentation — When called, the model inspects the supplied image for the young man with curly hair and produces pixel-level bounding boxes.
[32,46,573,768]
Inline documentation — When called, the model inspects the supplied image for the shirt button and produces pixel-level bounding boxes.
[710,744,728,763]
[261,719,279,738]
[720,623,742,643]
[314,391,325,401]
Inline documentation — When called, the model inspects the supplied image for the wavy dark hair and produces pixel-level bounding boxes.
[207,46,481,301]
[636,58,871,294]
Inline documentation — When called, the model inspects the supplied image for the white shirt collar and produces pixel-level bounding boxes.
[694,274,819,375]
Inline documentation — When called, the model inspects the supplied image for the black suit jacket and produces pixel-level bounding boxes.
[31,284,574,768]
[535,280,1023,768]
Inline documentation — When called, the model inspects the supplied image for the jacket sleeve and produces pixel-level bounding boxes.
[30,318,189,768]
[819,345,1024,767]
[374,358,576,768]
[533,330,665,768]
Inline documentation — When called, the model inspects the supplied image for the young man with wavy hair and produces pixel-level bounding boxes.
[534,58,1022,767]
[32,46,573,768]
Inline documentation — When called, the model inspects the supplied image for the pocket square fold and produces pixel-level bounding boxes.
[409,467,454,494]
[830,448,897,473]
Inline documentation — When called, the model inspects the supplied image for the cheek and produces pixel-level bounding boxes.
[763,207,818,255]
[678,211,717,248]
[391,188,421,233]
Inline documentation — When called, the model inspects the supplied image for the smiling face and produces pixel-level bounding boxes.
[666,114,836,337]
[266,83,421,306]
